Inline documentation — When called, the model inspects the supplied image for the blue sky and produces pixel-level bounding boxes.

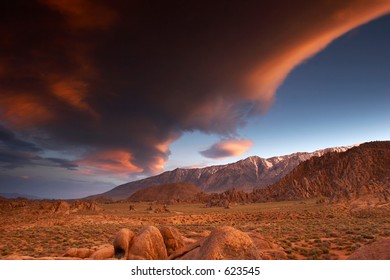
[166,15,390,169]
[0,1,389,199]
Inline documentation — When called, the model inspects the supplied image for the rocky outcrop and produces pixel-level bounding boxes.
[110,226,279,260]
[2,226,296,260]
[34,200,103,214]
[54,201,71,214]
[205,188,252,207]
[0,198,29,212]
[71,201,103,212]
[348,238,390,260]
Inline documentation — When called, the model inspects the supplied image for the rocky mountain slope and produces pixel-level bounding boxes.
[87,146,352,200]
[253,141,390,203]
[128,182,201,202]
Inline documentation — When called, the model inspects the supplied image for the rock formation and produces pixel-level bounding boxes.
[63,248,95,259]
[159,226,185,256]
[89,244,114,260]
[54,201,70,214]
[113,228,136,259]
[127,226,168,260]
[171,226,261,260]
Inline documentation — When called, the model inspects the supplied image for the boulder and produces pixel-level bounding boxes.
[175,226,261,260]
[4,254,35,260]
[89,244,114,260]
[128,226,168,260]
[348,238,390,260]
[63,248,94,259]
[159,226,185,256]
[113,228,136,259]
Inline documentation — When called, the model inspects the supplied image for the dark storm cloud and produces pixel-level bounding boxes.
[0,150,38,169]
[0,125,78,170]
[0,0,389,175]
[45,158,78,170]
[0,125,41,153]
[0,148,78,170]
[0,124,41,168]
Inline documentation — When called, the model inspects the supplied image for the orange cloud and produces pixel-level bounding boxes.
[245,0,390,111]
[50,79,99,118]
[0,94,53,127]
[41,0,117,30]
[148,156,167,175]
[200,139,254,159]
[155,135,178,154]
[78,133,179,176]
[148,131,182,174]
[78,150,143,175]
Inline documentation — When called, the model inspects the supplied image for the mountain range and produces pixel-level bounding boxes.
[0,193,42,200]
[87,145,353,201]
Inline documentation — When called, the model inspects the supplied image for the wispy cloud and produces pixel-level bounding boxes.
[200,139,254,159]
[77,149,143,175]
[0,125,77,170]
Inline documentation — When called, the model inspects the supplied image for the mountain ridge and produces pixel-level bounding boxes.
[0,193,42,200]
[86,145,354,200]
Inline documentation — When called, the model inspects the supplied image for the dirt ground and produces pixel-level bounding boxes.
[0,199,389,259]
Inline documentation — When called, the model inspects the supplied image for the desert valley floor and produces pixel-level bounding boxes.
[1,199,389,260]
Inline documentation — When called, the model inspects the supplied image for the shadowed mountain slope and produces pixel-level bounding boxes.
[253,141,390,203]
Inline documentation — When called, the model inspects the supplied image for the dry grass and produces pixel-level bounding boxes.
[0,199,389,259]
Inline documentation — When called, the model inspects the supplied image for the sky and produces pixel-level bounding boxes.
[0,0,389,199]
